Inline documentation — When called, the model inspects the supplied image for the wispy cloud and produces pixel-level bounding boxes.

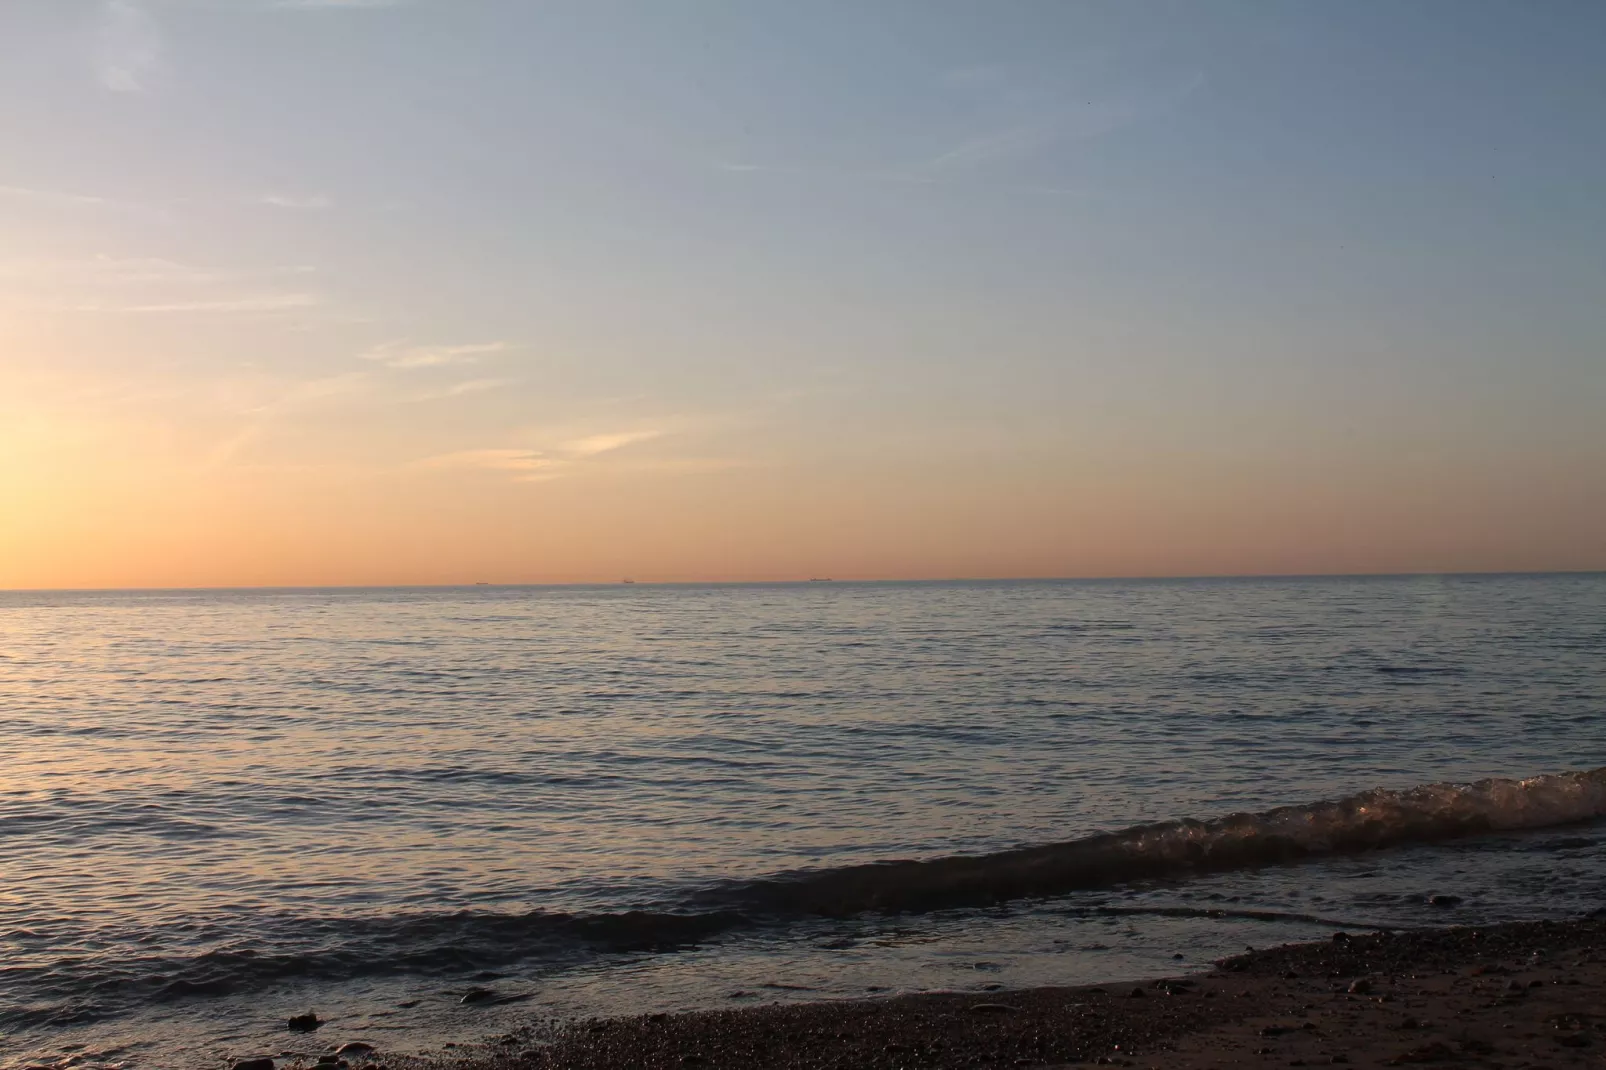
[417,427,669,484]
[562,430,662,457]
[96,0,162,94]
[205,371,371,470]
[361,340,508,368]
[0,185,110,207]
[419,449,558,482]
[439,378,512,398]
[78,293,321,314]
[260,193,334,210]
[0,255,220,285]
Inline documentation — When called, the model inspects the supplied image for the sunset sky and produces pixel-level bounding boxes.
[2,0,1603,588]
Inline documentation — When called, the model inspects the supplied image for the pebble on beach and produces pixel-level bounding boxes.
[288,1012,322,1032]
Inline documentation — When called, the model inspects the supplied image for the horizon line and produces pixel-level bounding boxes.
[3,567,1602,595]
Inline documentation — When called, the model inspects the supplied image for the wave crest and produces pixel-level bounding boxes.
[718,768,1606,915]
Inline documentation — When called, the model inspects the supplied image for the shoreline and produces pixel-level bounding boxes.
[330,916,1606,1070]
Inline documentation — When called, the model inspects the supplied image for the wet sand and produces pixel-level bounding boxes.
[281,917,1606,1070]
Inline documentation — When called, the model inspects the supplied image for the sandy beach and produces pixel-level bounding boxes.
[288,916,1606,1070]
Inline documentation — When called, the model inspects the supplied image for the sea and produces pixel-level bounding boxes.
[1,574,1603,1069]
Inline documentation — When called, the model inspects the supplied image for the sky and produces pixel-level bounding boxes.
[1,0,1603,588]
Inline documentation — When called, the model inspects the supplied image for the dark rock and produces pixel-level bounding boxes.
[1127,987,1145,998]
[1347,978,1372,995]
[287,1012,321,1033]
[232,1060,274,1070]
[335,1042,375,1055]
[1332,931,1352,944]
[459,987,496,1004]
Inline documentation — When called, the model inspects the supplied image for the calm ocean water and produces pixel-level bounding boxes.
[2,575,1603,1068]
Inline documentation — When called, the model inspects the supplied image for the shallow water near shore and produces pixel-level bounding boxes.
[2,574,1603,1068]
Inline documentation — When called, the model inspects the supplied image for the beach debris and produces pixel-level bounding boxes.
[230,1059,274,1070]
[287,1012,321,1032]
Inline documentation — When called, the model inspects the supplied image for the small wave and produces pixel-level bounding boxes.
[0,908,746,1028]
[713,768,1606,915]
[8,768,1604,1024]
[1059,905,1390,930]
[1042,621,1137,633]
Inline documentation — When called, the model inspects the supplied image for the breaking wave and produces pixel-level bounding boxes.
[716,767,1606,915]
[7,768,1605,1028]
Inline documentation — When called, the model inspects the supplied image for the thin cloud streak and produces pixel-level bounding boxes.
[0,185,111,207]
[76,293,321,313]
[361,340,508,368]
[260,193,334,210]
[419,449,558,482]
[416,427,674,484]
[439,378,513,398]
[562,430,661,456]
[0,256,222,285]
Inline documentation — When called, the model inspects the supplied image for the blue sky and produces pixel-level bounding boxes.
[1,1,1602,585]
